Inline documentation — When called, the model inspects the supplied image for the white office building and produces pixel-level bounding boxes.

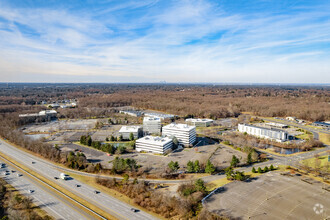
[119,126,142,140]
[185,118,214,127]
[238,123,288,142]
[136,136,173,154]
[144,112,174,120]
[162,123,196,146]
[143,117,161,134]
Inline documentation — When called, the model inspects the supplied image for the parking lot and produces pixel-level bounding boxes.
[206,172,330,219]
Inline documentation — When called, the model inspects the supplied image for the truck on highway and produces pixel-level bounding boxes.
[60,173,69,180]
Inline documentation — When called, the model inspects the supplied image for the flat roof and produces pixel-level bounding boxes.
[239,123,287,133]
[143,117,161,122]
[136,135,172,145]
[185,118,213,123]
[313,121,330,126]
[144,112,174,118]
[119,126,141,133]
[163,123,195,131]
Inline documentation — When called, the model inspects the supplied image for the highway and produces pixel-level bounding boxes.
[0,138,157,220]
[0,159,93,220]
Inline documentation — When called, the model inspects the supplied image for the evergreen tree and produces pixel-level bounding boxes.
[205,160,215,174]
[129,132,134,141]
[194,179,206,192]
[87,136,92,146]
[247,152,252,164]
[110,135,115,141]
[187,161,194,173]
[194,160,200,173]
[264,166,269,172]
[231,155,240,167]
[257,167,263,173]
[168,161,180,172]
[270,164,274,170]
[252,167,256,173]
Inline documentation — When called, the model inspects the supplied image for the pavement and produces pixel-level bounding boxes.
[0,138,158,220]
[0,160,92,220]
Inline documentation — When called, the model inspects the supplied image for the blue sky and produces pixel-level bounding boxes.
[0,0,329,83]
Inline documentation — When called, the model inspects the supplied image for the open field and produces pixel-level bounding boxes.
[206,172,330,220]
[319,133,330,145]
[301,155,330,172]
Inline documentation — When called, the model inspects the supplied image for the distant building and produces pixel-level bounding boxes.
[286,116,296,121]
[136,136,173,154]
[143,117,161,134]
[162,123,196,146]
[119,110,143,117]
[185,118,213,127]
[19,110,57,122]
[144,112,174,120]
[238,123,289,142]
[312,121,330,128]
[119,126,142,140]
[264,122,288,129]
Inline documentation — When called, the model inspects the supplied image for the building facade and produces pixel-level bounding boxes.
[136,136,173,154]
[143,117,161,134]
[185,118,214,127]
[238,123,288,142]
[162,123,196,146]
[119,126,142,140]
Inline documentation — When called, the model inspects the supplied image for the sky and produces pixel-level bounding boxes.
[0,0,329,83]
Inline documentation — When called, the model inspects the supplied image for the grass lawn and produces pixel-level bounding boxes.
[300,156,330,171]
[295,132,313,140]
[206,178,231,191]
[319,133,330,145]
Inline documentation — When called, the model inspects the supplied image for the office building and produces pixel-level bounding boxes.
[136,136,173,154]
[119,126,142,140]
[162,123,196,146]
[143,117,161,134]
[238,123,288,142]
[185,118,213,127]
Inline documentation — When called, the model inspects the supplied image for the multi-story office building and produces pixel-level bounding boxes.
[136,136,173,154]
[238,123,288,142]
[185,118,213,127]
[162,123,196,146]
[119,126,142,140]
[143,117,161,134]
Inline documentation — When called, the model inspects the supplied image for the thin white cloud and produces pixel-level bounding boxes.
[0,0,329,83]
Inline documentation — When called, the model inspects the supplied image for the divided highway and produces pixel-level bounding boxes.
[0,138,157,220]
[0,159,93,220]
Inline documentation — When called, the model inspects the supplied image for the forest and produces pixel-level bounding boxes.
[0,83,328,121]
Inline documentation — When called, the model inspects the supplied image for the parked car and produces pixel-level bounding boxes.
[94,190,100,194]
[17,173,22,177]
[130,208,139,212]
[28,190,34,193]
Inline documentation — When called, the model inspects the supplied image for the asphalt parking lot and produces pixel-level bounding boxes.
[206,172,330,220]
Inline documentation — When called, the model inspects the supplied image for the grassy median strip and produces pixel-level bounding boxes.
[0,151,117,220]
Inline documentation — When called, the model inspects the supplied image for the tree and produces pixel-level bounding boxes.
[205,160,215,174]
[110,135,115,141]
[105,137,109,142]
[247,152,252,164]
[117,135,123,142]
[168,161,180,172]
[80,135,86,145]
[235,171,245,181]
[129,132,134,141]
[194,160,200,173]
[225,166,234,179]
[87,136,92,146]
[231,155,240,167]
[257,167,263,173]
[186,161,194,173]
[270,164,274,170]
[252,167,256,173]
[264,166,269,172]
[122,174,129,183]
[195,179,206,192]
